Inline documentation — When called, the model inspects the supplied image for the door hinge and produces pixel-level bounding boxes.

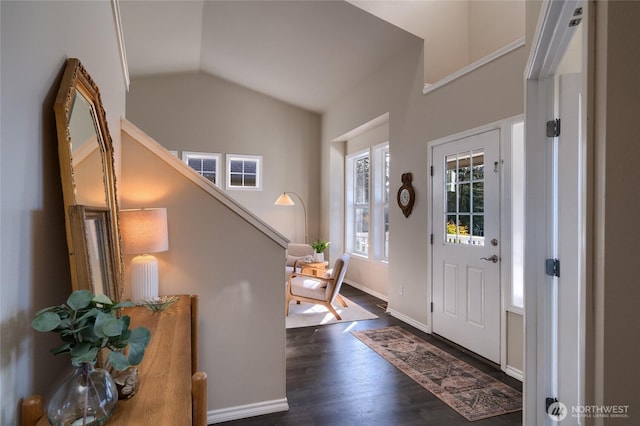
[430,166,434,176]
[547,118,561,137]
[430,302,434,313]
[430,234,433,244]
[546,258,560,277]
[569,7,583,27]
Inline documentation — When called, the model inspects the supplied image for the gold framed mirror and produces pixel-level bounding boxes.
[68,205,119,301]
[54,58,123,301]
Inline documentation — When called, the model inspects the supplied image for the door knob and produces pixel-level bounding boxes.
[480,255,499,263]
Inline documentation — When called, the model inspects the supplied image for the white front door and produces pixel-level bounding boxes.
[432,129,501,363]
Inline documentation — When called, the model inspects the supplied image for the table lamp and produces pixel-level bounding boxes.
[120,208,169,302]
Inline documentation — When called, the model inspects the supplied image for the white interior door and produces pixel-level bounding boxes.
[432,129,501,363]
[524,2,586,423]
[553,72,584,419]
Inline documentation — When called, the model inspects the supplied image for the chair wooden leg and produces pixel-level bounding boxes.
[286,288,297,317]
[336,294,348,307]
[326,304,342,321]
[285,282,291,316]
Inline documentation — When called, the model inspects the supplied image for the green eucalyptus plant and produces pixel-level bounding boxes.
[32,290,151,371]
[310,238,330,253]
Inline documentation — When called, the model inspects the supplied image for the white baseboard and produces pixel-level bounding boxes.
[207,398,289,424]
[386,308,430,334]
[504,365,524,382]
[343,279,388,302]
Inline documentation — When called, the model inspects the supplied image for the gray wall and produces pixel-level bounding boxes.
[0,1,126,424]
[126,72,321,244]
[323,43,526,324]
[593,0,640,413]
[343,122,390,299]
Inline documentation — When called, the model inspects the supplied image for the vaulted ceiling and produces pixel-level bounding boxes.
[119,0,422,113]
[119,1,524,113]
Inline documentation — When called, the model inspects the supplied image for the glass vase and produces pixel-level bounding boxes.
[47,361,118,426]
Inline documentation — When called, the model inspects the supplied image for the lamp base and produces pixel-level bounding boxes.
[130,254,159,303]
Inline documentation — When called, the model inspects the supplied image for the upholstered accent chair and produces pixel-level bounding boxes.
[285,253,350,320]
[285,243,315,274]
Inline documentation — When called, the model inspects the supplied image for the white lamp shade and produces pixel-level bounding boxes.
[274,192,308,243]
[274,193,295,206]
[120,208,169,255]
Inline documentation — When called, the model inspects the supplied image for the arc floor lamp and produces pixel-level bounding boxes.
[274,192,308,244]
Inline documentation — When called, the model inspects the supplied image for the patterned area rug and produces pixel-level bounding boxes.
[352,326,522,421]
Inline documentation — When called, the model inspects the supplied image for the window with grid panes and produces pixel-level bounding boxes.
[182,151,220,186]
[346,143,389,260]
[226,155,262,190]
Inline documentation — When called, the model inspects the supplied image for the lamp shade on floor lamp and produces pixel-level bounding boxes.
[274,192,308,244]
[120,208,169,302]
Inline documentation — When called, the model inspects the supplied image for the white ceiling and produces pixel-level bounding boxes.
[119,0,422,113]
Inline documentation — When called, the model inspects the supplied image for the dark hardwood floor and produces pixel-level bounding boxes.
[219,285,523,425]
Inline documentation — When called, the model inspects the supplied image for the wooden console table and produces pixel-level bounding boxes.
[22,295,207,426]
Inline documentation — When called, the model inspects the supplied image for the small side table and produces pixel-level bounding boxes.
[296,260,329,277]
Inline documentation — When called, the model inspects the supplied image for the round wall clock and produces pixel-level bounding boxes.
[397,172,415,218]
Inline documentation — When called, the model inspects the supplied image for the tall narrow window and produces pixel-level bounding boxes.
[373,144,390,260]
[346,143,389,260]
[226,154,262,190]
[353,153,370,256]
[511,121,525,310]
[383,149,390,258]
[182,151,221,186]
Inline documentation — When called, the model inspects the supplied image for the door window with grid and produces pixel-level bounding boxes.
[445,150,485,246]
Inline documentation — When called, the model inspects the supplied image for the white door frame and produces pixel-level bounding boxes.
[524,1,589,424]
[427,116,523,374]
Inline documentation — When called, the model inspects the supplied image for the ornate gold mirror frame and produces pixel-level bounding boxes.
[54,58,123,301]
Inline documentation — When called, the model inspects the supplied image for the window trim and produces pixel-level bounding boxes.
[182,151,221,187]
[507,120,525,313]
[372,143,390,262]
[225,154,262,191]
[345,143,389,261]
[346,149,369,257]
